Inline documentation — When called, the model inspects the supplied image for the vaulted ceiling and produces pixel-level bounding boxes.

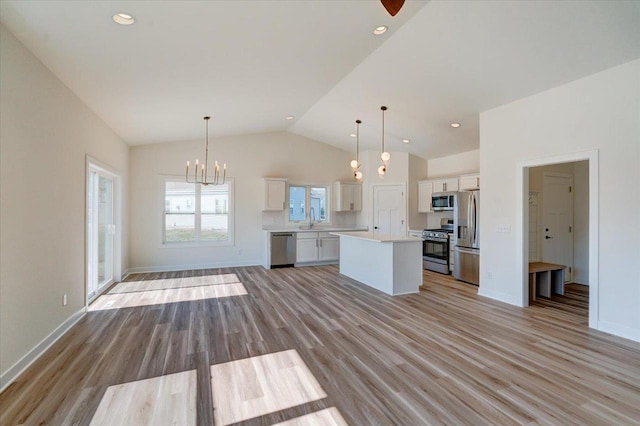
[2,1,639,159]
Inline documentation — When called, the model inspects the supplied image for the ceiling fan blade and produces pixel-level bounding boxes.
[380,0,405,17]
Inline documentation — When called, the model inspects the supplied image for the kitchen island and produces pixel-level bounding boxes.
[330,231,423,296]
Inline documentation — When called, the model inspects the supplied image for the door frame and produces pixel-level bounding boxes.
[371,183,407,236]
[517,150,598,328]
[541,171,574,282]
[85,155,122,307]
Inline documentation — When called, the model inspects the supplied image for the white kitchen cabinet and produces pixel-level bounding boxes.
[296,232,339,263]
[319,234,339,261]
[333,182,362,212]
[418,181,433,213]
[296,232,318,263]
[264,178,287,211]
[432,178,458,193]
[459,173,480,190]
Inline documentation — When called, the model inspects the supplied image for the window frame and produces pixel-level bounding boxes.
[161,176,234,247]
[287,183,331,225]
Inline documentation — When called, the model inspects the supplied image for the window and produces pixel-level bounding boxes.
[288,185,329,223]
[163,179,233,244]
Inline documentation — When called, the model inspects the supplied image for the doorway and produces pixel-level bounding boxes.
[86,158,121,304]
[373,184,406,236]
[519,150,598,328]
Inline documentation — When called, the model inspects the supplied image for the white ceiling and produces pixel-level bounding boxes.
[1,1,639,159]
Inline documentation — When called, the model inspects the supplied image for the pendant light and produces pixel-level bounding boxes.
[185,116,226,186]
[350,119,363,180]
[378,106,390,175]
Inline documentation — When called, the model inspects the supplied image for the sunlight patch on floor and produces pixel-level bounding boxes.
[272,407,348,425]
[89,370,196,426]
[210,349,327,425]
[108,273,241,294]
[89,282,247,311]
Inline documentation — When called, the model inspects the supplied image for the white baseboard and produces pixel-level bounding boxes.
[477,286,524,307]
[127,259,262,274]
[0,308,86,392]
[573,275,589,286]
[121,268,131,281]
[596,320,640,343]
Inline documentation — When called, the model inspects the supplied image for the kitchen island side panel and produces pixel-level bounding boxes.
[338,237,394,295]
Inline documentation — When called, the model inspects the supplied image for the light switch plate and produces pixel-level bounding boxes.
[496,225,511,233]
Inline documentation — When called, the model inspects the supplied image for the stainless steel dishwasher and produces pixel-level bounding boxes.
[270,232,296,268]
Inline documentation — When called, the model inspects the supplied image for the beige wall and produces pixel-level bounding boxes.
[128,132,355,271]
[427,149,479,179]
[480,59,640,341]
[0,25,129,379]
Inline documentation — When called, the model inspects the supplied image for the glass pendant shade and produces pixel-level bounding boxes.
[355,170,363,180]
[350,159,358,169]
[378,165,386,175]
[381,151,390,162]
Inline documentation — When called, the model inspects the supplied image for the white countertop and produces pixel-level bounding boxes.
[263,226,368,233]
[329,231,423,243]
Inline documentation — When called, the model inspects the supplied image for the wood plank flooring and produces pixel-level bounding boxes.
[1,267,639,425]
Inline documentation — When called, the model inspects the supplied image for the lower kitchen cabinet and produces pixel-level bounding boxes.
[319,235,339,261]
[296,232,339,263]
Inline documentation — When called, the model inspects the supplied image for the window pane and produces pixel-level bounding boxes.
[201,184,229,241]
[310,187,327,222]
[165,181,196,242]
[289,186,306,222]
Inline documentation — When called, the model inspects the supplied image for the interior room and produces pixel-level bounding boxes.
[1,1,639,424]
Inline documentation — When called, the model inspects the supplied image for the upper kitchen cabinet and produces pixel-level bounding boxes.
[459,173,480,190]
[264,178,287,211]
[432,178,459,193]
[418,181,433,213]
[334,182,362,212]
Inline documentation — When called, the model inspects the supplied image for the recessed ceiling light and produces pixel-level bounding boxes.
[450,122,461,128]
[113,13,135,25]
[373,26,388,35]
[286,115,295,120]
[350,133,357,138]
[402,139,410,144]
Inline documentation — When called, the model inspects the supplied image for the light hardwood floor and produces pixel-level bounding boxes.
[1,266,639,425]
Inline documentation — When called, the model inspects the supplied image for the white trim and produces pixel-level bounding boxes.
[596,321,640,343]
[0,308,86,392]
[127,259,262,274]
[517,149,599,329]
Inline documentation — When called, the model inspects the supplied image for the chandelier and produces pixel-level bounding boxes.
[185,116,226,185]
[378,106,390,175]
[350,119,363,180]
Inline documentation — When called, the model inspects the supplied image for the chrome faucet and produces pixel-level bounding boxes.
[309,207,316,228]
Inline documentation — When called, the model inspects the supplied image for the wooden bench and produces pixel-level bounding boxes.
[529,262,565,302]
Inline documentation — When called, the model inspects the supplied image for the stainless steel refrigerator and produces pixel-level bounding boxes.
[454,190,480,285]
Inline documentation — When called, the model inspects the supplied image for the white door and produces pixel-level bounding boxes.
[373,185,406,236]
[87,167,116,301]
[542,173,573,282]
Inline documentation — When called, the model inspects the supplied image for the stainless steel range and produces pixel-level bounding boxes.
[422,219,454,274]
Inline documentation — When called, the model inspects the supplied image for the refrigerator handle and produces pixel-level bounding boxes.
[472,193,478,246]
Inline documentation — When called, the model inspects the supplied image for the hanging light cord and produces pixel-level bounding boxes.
[381,107,386,156]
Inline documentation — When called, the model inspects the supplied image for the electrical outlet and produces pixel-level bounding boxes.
[63,294,67,306]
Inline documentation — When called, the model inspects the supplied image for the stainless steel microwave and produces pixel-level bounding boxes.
[431,192,455,211]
